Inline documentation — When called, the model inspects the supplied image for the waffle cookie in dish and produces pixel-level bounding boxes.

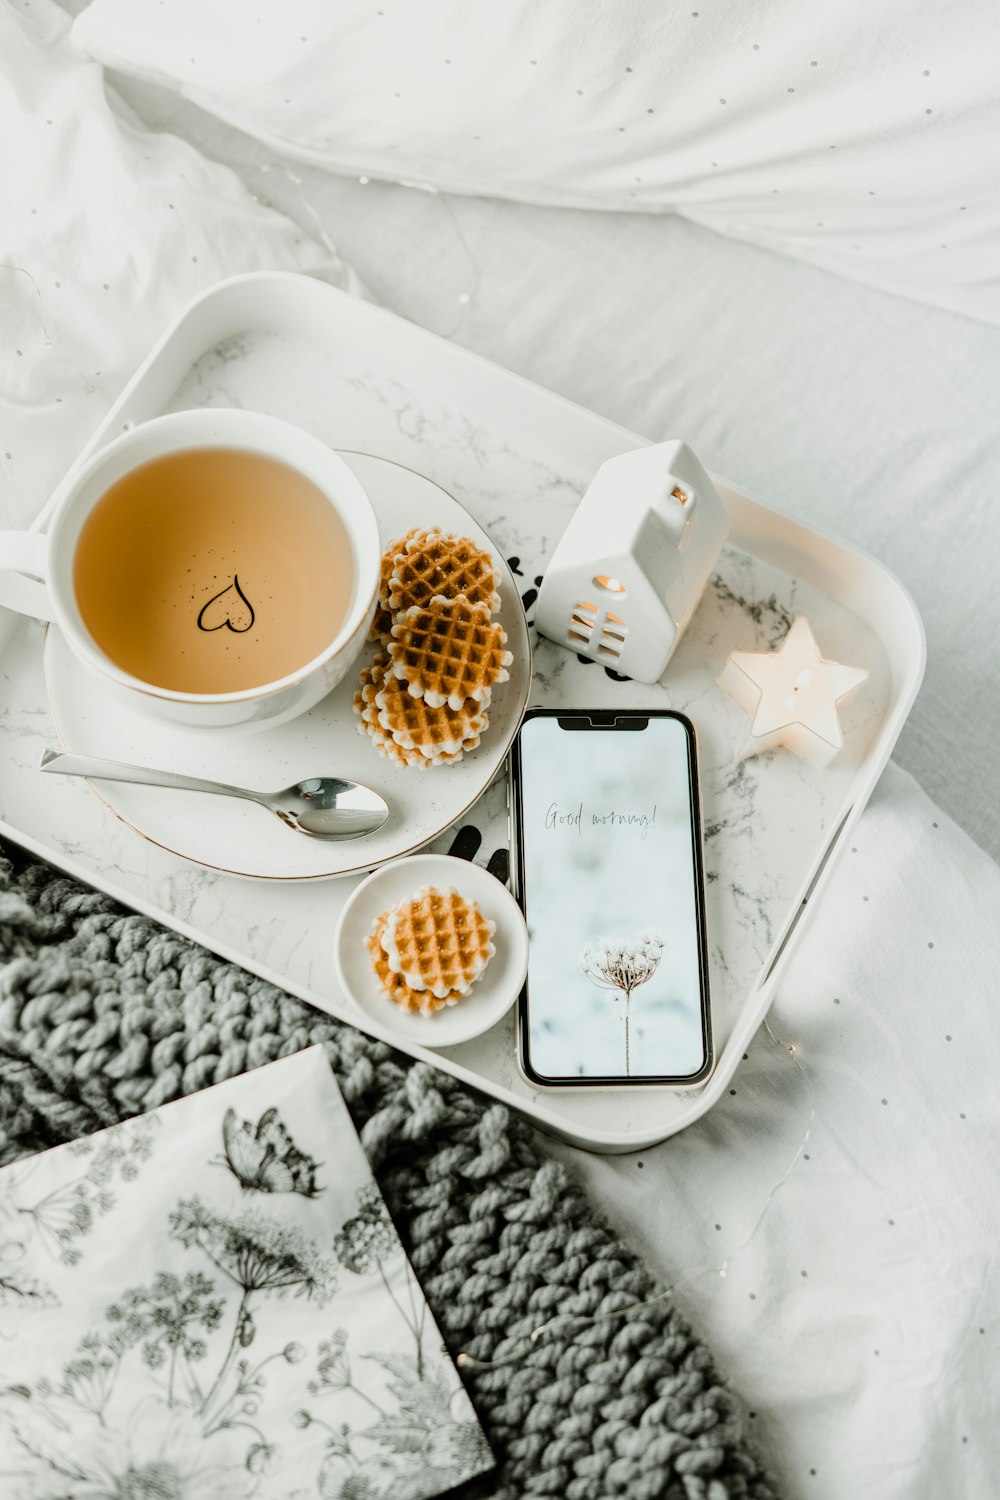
[365,913,459,1016]
[374,655,490,761]
[354,653,477,766]
[370,605,396,647]
[369,527,422,645]
[387,595,512,711]
[354,658,455,768]
[354,527,510,768]
[367,885,496,1013]
[388,529,501,616]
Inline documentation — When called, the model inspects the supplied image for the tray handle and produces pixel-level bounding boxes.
[0,532,53,621]
[757,804,853,988]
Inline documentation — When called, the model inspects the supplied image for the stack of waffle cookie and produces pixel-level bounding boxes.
[354,528,512,767]
[367,885,496,1015]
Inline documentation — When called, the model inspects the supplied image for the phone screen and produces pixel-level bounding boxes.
[513,711,711,1086]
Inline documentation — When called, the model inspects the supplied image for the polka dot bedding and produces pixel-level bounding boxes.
[72,0,1000,323]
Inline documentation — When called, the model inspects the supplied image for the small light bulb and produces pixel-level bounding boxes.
[359,176,370,185]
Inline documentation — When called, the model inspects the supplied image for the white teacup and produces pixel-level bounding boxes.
[0,409,380,730]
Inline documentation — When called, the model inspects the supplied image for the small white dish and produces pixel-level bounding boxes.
[333,853,528,1048]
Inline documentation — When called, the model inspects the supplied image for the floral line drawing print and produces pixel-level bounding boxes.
[334,1186,427,1376]
[215,1107,323,1198]
[0,1116,158,1308]
[2,1395,252,1500]
[580,933,665,1074]
[0,1198,337,1495]
[301,1344,492,1500]
[106,1270,226,1409]
[290,1184,495,1497]
[0,1057,493,1500]
[5,1277,223,1433]
[169,1197,337,1424]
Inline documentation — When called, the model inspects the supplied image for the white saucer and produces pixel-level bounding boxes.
[333,854,528,1047]
[43,453,531,880]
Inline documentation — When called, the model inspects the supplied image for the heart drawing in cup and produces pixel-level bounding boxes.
[197,575,255,634]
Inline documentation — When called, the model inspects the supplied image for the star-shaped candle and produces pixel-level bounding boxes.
[718,616,869,768]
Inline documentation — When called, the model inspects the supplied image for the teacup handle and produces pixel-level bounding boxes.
[0,532,54,621]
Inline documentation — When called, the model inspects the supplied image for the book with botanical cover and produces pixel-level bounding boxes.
[0,1046,493,1500]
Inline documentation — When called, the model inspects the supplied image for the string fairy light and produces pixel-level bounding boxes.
[436,192,482,324]
[118,98,484,328]
[457,1013,815,1373]
[248,149,481,322]
[1,264,54,351]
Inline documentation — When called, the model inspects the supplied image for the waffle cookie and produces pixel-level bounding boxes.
[380,885,496,999]
[354,654,469,767]
[354,656,447,768]
[370,605,396,646]
[388,530,501,617]
[388,594,512,711]
[374,665,490,763]
[366,913,460,1015]
[369,528,423,644]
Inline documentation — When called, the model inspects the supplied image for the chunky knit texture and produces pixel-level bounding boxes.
[0,844,775,1499]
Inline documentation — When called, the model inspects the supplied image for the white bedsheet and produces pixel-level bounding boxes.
[6,11,1000,1497]
[70,0,1000,325]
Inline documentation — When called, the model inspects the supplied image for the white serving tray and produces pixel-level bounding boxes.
[0,273,924,1152]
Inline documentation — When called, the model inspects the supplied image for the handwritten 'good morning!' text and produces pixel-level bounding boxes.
[544,802,657,841]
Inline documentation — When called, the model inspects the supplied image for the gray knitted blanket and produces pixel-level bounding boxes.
[0,841,775,1500]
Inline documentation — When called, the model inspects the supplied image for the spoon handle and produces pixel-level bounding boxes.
[39,750,259,804]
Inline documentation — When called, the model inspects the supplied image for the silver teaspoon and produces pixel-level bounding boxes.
[39,750,389,840]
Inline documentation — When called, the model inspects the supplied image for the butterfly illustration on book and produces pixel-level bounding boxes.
[215,1107,322,1197]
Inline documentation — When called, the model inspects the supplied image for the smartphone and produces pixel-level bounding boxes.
[510,708,712,1088]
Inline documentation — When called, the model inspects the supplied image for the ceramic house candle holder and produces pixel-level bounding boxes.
[534,441,730,683]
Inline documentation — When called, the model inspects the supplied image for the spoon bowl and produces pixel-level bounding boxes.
[271,777,390,838]
[39,751,389,841]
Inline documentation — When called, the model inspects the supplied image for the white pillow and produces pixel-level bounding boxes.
[72,0,1000,324]
[0,0,336,530]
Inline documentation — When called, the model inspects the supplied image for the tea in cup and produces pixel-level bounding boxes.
[0,409,381,730]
